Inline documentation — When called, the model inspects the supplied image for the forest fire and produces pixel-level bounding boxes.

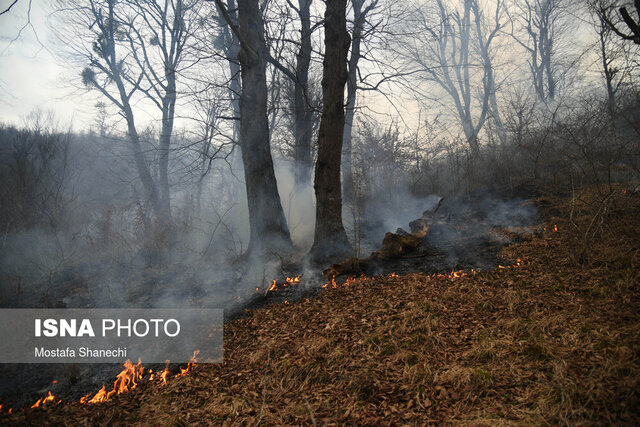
[0,350,206,414]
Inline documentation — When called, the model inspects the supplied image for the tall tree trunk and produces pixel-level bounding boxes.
[310,0,352,261]
[121,98,162,217]
[293,0,313,188]
[342,0,365,207]
[236,0,292,256]
[223,0,244,207]
[223,0,242,143]
[158,78,176,224]
[342,94,355,204]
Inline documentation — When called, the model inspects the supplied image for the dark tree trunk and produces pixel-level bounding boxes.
[293,0,313,188]
[309,0,352,261]
[236,0,292,256]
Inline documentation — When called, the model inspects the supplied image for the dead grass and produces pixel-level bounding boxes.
[4,186,640,425]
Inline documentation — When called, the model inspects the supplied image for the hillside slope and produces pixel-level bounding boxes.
[5,188,640,425]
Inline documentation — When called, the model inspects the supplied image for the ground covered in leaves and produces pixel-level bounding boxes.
[4,187,640,425]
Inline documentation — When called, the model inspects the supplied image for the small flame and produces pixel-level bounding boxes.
[285,275,301,286]
[87,385,108,404]
[553,225,558,232]
[266,275,302,294]
[160,361,170,385]
[322,275,338,289]
[31,391,55,409]
[81,359,143,404]
[322,275,363,289]
[175,350,200,379]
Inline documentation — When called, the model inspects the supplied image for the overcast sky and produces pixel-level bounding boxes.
[0,0,95,130]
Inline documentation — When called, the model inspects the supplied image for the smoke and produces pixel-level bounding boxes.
[274,160,315,251]
[0,122,540,314]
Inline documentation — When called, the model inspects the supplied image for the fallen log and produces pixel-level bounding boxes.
[323,198,444,278]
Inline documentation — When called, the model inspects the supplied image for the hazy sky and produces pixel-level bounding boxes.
[0,0,605,135]
[0,0,95,130]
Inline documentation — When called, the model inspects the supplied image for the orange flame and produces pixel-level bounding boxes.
[266,275,302,294]
[322,275,364,289]
[31,391,55,409]
[81,359,143,404]
[160,361,170,386]
[86,385,108,404]
[175,350,200,379]
[322,275,338,289]
[78,352,199,406]
[285,275,301,286]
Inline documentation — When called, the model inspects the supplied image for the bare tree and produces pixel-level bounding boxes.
[257,0,322,188]
[310,0,352,261]
[125,0,201,225]
[598,0,640,44]
[0,1,19,16]
[342,0,379,205]
[590,1,634,111]
[509,0,566,102]
[290,0,316,188]
[214,0,242,143]
[60,0,163,222]
[403,0,505,154]
[472,0,506,145]
[213,0,293,257]
[56,0,200,232]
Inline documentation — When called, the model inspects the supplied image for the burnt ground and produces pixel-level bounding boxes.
[0,195,538,410]
[2,187,640,424]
